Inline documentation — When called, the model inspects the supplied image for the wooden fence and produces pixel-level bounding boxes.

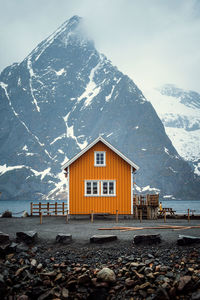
[30,202,68,216]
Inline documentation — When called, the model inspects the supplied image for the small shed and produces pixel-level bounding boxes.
[62,136,139,215]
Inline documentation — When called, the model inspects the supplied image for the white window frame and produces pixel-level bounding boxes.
[84,180,116,197]
[94,151,106,167]
[101,180,116,196]
[85,180,100,196]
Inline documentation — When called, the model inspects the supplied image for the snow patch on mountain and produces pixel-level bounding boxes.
[78,61,101,106]
[145,86,200,174]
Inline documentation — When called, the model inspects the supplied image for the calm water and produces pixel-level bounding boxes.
[0,200,64,216]
[0,199,200,216]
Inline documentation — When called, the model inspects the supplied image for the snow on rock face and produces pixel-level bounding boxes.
[0,16,199,201]
[146,85,200,177]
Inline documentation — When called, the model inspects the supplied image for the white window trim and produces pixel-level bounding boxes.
[101,180,116,196]
[85,180,100,197]
[94,151,106,167]
[85,180,116,197]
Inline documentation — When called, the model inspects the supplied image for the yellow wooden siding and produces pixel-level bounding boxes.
[69,141,131,214]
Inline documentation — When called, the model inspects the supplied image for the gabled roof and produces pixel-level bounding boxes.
[62,136,139,171]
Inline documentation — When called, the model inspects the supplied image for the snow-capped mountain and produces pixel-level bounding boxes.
[146,84,200,177]
[0,16,199,200]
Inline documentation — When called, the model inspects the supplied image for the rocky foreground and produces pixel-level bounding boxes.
[0,232,200,300]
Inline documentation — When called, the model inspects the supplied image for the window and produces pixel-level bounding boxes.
[102,181,115,195]
[85,181,99,196]
[94,152,106,166]
[85,180,116,196]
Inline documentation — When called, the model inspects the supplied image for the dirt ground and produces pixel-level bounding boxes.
[0,216,200,246]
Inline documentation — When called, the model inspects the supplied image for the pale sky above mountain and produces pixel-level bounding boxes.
[0,0,200,93]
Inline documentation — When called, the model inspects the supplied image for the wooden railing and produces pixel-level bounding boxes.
[133,194,159,207]
[30,202,68,216]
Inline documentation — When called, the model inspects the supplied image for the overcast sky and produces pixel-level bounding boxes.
[0,0,200,93]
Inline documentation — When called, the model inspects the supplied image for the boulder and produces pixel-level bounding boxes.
[16,231,37,244]
[0,232,10,257]
[133,234,161,245]
[0,232,10,244]
[177,235,200,246]
[56,233,72,244]
[1,210,12,218]
[90,235,117,243]
[97,267,116,283]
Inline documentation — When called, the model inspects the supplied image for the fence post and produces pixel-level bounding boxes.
[135,206,138,220]
[62,202,65,215]
[140,209,142,223]
[164,210,166,223]
[47,202,50,216]
[55,202,57,216]
[188,209,190,222]
[66,210,69,223]
[39,202,41,215]
[116,210,119,223]
[30,202,33,216]
[91,211,94,223]
[40,212,43,224]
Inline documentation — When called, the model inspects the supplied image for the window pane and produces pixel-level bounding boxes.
[95,152,105,165]
[103,182,108,194]
[96,153,100,164]
[93,182,98,194]
[109,182,114,194]
[86,182,91,194]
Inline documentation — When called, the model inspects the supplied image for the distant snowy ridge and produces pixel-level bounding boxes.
[145,85,200,176]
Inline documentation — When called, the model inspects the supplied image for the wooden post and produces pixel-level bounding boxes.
[91,211,94,223]
[30,202,33,216]
[188,209,190,222]
[47,202,50,216]
[164,210,166,223]
[135,206,138,220]
[66,210,69,223]
[39,202,41,215]
[116,210,119,223]
[140,209,142,223]
[40,212,43,224]
[55,202,57,216]
[62,202,65,215]
[147,206,151,220]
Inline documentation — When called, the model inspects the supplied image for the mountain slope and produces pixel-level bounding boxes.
[0,16,199,200]
[146,84,200,177]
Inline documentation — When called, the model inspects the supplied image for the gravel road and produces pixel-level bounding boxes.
[0,216,200,246]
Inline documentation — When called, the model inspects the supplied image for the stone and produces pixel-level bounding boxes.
[178,276,192,291]
[78,274,91,284]
[125,278,135,287]
[97,267,116,283]
[133,234,161,245]
[0,232,10,244]
[62,288,69,298]
[16,231,37,244]
[55,233,72,244]
[90,235,117,243]
[1,210,12,218]
[30,259,37,267]
[177,235,200,246]
[192,290,200,300]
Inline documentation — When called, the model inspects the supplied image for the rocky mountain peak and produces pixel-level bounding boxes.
[0,16,199,200]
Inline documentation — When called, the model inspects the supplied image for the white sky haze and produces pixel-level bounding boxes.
[0,0,200,93]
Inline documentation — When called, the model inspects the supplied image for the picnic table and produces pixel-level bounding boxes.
[159,208,176,216]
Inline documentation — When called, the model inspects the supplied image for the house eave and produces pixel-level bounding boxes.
[61,136,139,171]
